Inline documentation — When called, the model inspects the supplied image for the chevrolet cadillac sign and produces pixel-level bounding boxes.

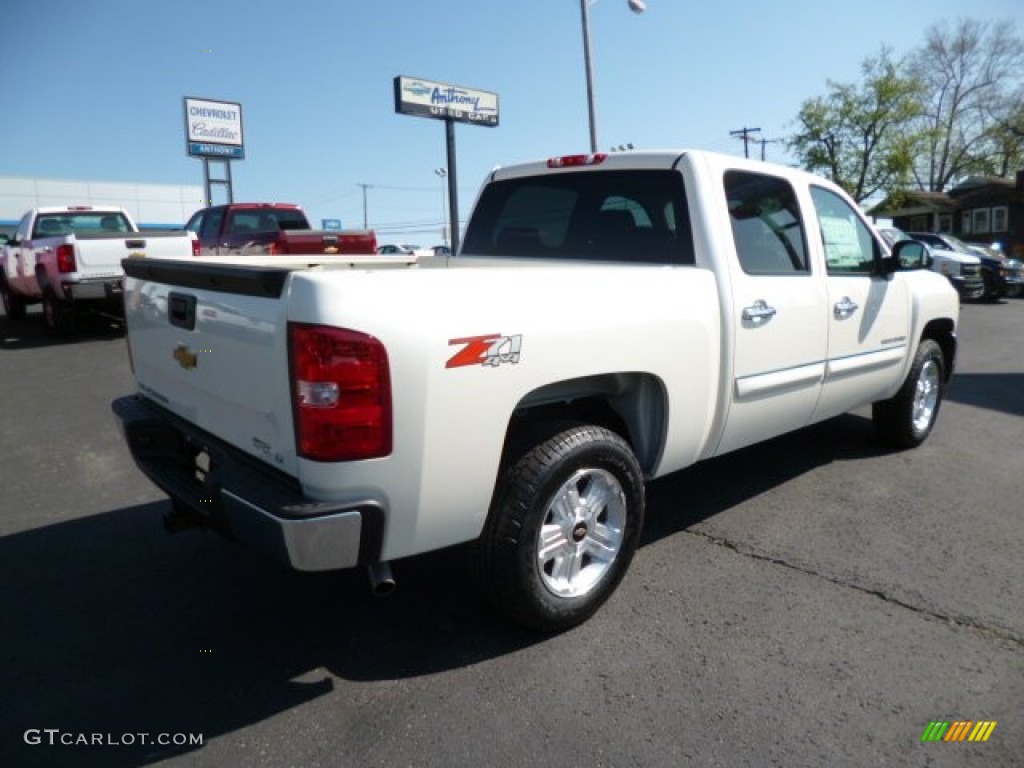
[394,76,499,127]
[184,97,245,158]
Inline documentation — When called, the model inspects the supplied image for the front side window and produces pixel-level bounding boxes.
[461,169,695,265]
[809,185,879,275]
[724,171,809,275]
[185,210,205,235]
[200,208,225,241]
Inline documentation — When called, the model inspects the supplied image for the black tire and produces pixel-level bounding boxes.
[872,339,945,449]
[1006,284,1022,299]
[0,278,27,321]
[981,271,1003,302]
[42,288,74,336]
[477,423,645,631]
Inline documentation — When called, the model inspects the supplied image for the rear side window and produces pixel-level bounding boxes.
[724,171,809,275]
[461,169,695,265]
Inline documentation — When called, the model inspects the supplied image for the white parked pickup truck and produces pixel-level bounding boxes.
[0,206,198,334]
[112,150,958,630]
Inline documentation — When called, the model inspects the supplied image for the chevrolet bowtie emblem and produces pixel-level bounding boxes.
[173,344,198,370]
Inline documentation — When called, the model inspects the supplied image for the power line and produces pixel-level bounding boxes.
[730,126,761,159]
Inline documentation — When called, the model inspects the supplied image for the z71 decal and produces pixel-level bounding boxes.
[447,334,523,368]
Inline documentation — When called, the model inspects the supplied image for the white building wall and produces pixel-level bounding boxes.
[0,177,204,227]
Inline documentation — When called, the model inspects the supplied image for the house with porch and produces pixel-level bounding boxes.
[871,171,1024,259]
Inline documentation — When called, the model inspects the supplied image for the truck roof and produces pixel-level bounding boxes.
[31,205,130,215]
[488,149,826,185]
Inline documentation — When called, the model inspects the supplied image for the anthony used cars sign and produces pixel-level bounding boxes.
[393,76,499,127]
[184,97,245,159]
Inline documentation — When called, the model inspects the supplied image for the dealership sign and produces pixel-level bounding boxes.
[393,76,498,127]
[184,97,245,159]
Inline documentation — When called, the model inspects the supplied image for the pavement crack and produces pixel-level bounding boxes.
[685,528,1024,649]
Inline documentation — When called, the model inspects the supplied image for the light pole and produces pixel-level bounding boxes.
[580,0,647,153]
[435,168,448,245]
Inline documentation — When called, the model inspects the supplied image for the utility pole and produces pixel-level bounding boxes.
[730,126,761,159]
[357,183,372,229]
[756,137,782,162]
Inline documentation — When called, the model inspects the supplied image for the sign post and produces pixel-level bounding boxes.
[183,97,245,206]
[393,76,499,255]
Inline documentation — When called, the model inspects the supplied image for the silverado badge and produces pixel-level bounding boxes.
[173,344,198,370]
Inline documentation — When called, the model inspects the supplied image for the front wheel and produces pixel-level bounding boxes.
[872,339,945,449]
[477,423,645,632]
[0,278,27,321]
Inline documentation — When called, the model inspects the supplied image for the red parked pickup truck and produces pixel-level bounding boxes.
[185,203,377,256]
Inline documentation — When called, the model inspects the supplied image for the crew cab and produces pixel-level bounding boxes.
[0,207,198,334]
[185,203,377,257]
[113,150,959,631]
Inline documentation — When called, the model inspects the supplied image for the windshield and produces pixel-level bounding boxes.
[938,234,974,254]
[461,169,695,265]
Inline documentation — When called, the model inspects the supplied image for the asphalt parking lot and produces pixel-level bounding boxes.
[1,298,1021,767]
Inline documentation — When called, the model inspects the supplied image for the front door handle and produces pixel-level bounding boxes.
[834,296,859,318]
[742,300,777,323]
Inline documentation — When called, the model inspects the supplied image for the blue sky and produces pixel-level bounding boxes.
[1,0,1020,242]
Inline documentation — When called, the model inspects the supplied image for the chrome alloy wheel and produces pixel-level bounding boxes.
[536,467,626,598]
[912,359,940,434]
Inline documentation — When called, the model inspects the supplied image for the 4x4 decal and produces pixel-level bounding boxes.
[447,334,522,368]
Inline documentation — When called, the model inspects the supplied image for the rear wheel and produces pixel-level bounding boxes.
[872,339,945,449]
[0,278,27,321]
[42,288,74,336]
[477,423,645,631]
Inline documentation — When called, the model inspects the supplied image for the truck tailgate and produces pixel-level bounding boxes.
[75,232,193,273]
[122,258,298,475]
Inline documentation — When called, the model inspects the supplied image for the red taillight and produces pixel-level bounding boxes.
[288,323,392,461]
[191,237,201,257]
[268,241,279,256]
[56,244,76,273]
[547,153,607,168]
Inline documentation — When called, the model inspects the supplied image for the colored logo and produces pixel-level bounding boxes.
[446,334,522,368]
[921,721,997,742]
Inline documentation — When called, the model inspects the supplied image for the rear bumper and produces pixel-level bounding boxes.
[61,278,123,301]
[111,395,383,571]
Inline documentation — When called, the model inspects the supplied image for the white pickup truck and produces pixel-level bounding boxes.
[112,150,958,630]
[0,206,198,334]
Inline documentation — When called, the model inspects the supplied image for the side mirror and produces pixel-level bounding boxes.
[885,240,927,273]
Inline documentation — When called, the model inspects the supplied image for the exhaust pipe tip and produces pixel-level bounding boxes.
[367,562,396,597]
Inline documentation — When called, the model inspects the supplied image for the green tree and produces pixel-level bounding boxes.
[906,18,1024,191]
[788,48,923,203]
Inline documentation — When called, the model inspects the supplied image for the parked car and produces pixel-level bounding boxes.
[114,148,957,631]
[879,228,984,301]
[185,203,377,256]
[431,244,452,256]
[966,244,1023,299]
[1,206,198,334]
[376,243,431,256]
[906,231,1017,301]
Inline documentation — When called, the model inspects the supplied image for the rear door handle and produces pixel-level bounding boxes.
[742,300,777,323]
[834,296,859,318]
